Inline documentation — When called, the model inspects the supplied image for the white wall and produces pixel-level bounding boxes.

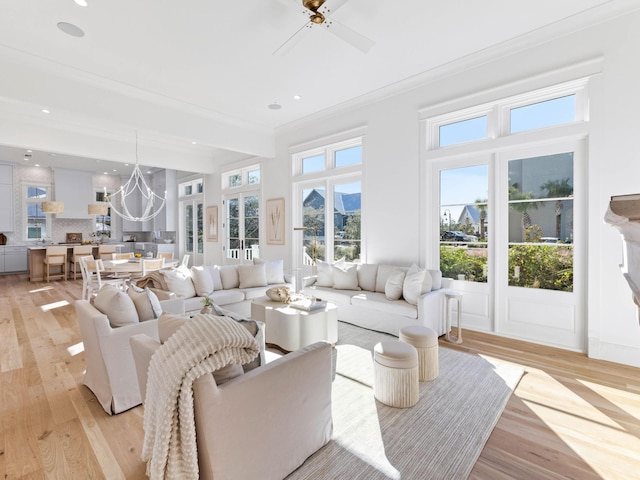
[261,11,640,367]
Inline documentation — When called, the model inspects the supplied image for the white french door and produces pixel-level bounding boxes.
[435,139,586,351]
[180,199,203,267]
[224,191,260,264]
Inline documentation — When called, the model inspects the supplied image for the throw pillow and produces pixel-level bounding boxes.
[128,284,163,321]
[402,264,426,306]
[357,264,378,291]
[316,257,345,287]
[219,265,240,289]
[428,269,442,290]
[422,269,434,293]
[332,264,360,290]
[205,265,224,291]
[238,264,268,288]
[385,270,406,301]
[376,264,401,293]
[161,268,196,298]
[191,265,214,296]
[253,258,285,284]
[94,284,139,327]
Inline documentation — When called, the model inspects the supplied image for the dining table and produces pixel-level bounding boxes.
[101,258,179,274]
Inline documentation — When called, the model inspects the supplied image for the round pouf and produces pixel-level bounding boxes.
[373,341,419,408]
[399,326,439,381]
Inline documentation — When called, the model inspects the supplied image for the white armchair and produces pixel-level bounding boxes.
[75,297,185,414]
[130,335,333,480]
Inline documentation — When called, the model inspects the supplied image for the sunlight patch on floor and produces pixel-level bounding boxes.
[67,341,84,356]
[40,300,69,311]
[30,286,54,293]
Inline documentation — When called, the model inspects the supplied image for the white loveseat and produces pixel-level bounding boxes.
[302,260,449,337]
[138,259,295,317]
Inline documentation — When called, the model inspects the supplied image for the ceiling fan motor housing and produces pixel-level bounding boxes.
[303,0,326,12]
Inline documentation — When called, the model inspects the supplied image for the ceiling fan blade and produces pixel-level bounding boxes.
[273,22,313,56]
[324,17,374,53]
[274,0,311,16]
[320,0,352,15]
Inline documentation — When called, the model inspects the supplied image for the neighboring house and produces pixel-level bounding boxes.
[303,189,361,238]
[458,205,488,237]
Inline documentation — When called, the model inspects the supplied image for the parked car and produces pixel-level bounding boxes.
[441,231,478,242]
[441,231,466,242]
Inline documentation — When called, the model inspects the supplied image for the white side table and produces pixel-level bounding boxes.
[444,290,463,344]
[251,297,338,352]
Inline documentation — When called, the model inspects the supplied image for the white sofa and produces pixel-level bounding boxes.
[130,335,333,480]
[75,293,186,414]
[138,259,295,317]
[302,260,449,337]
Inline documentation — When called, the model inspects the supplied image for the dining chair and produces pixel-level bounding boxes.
[69,245,94,280]
[157,252,173,261]
[44,246,68,282]
[112,252,135,260]
[98,244,117,259]
[80,256,127,299]
[181,254,190,268]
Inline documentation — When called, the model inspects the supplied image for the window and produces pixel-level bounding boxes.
[223,164,261,190]
[294,135,363,266]
[25,185,49,240]
[510,95,576,133]
[439,116,488,147]
[179,178,204,265]
[95,190,111,238]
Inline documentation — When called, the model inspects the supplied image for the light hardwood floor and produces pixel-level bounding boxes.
[1,273,639,479]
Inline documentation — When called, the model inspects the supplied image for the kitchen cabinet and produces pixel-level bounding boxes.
[151,169,177,232]
[0,164,14,232]
[1,246,28,273]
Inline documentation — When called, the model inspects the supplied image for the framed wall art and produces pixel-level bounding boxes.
[206,206,218,242]
[266,198,285,245]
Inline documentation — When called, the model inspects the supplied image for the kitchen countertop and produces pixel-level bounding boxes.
[27,243,125,250]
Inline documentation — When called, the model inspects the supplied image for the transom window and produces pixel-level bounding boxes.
[223,165,261,189]
[294,137,362,176]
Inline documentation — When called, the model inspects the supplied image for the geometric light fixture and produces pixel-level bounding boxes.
[42,201,64,214]
[107,132,166,222]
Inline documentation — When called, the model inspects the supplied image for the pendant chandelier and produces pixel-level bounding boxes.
[107,132,166,222]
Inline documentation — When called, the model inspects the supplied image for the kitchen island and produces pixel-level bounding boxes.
[28,244,125,282]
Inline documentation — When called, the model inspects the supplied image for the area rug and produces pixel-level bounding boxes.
[286,322,524,480]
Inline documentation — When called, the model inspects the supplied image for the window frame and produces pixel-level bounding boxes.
[24,183,52,241]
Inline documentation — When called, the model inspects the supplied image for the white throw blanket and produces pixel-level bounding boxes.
[142,314,259,479]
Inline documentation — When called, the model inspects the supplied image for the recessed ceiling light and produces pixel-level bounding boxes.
[35,164,40,167]
[42,109,50,114]
[147,170,152,174]
[27,149,32,153]
[112,169,117,172]
[74,0,88,6]
[57,22,85,38]
[293,95,302,100]
[103,171,108,175]
[49,153,56,156]
[268,103,282,110]
[23,156,29,161]
[191,141,197,145]
[124,163,129,166]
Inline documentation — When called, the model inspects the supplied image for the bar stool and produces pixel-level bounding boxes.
[98,244,117,259]
[69,245,93,280]
[399,326,438,381]
[44,246,68,282]
[373,341,419,408]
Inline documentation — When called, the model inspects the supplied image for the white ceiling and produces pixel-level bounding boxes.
[0,0,636,175]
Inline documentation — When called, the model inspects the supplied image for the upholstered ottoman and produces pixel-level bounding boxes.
[399,325,438,381]
[373,341,419,408]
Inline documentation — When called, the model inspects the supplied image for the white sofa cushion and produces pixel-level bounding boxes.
[205,265,224,291]
[238,264,268,288]
[332,264,360,290]
[161,268,196,299]
[316,257,345,287]
[210,289,246,306]
[94,284,139,327]
[304,286,354,305]
[219,265,240,289]
[191,265,214,296]
[357,264,378,291]
[385,270,406,300]
[351,292,418,319]
[403,264,426,305]
[428,269,442,290]
[128,285,163,321]
[376,265,405,293]
[253,258,285,284]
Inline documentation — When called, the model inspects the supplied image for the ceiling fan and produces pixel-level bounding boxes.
[274,0,375,55]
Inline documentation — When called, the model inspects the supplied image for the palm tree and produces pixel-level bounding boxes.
[509,185,539,240]
[474,198,488,240]
[541,178,573,239]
